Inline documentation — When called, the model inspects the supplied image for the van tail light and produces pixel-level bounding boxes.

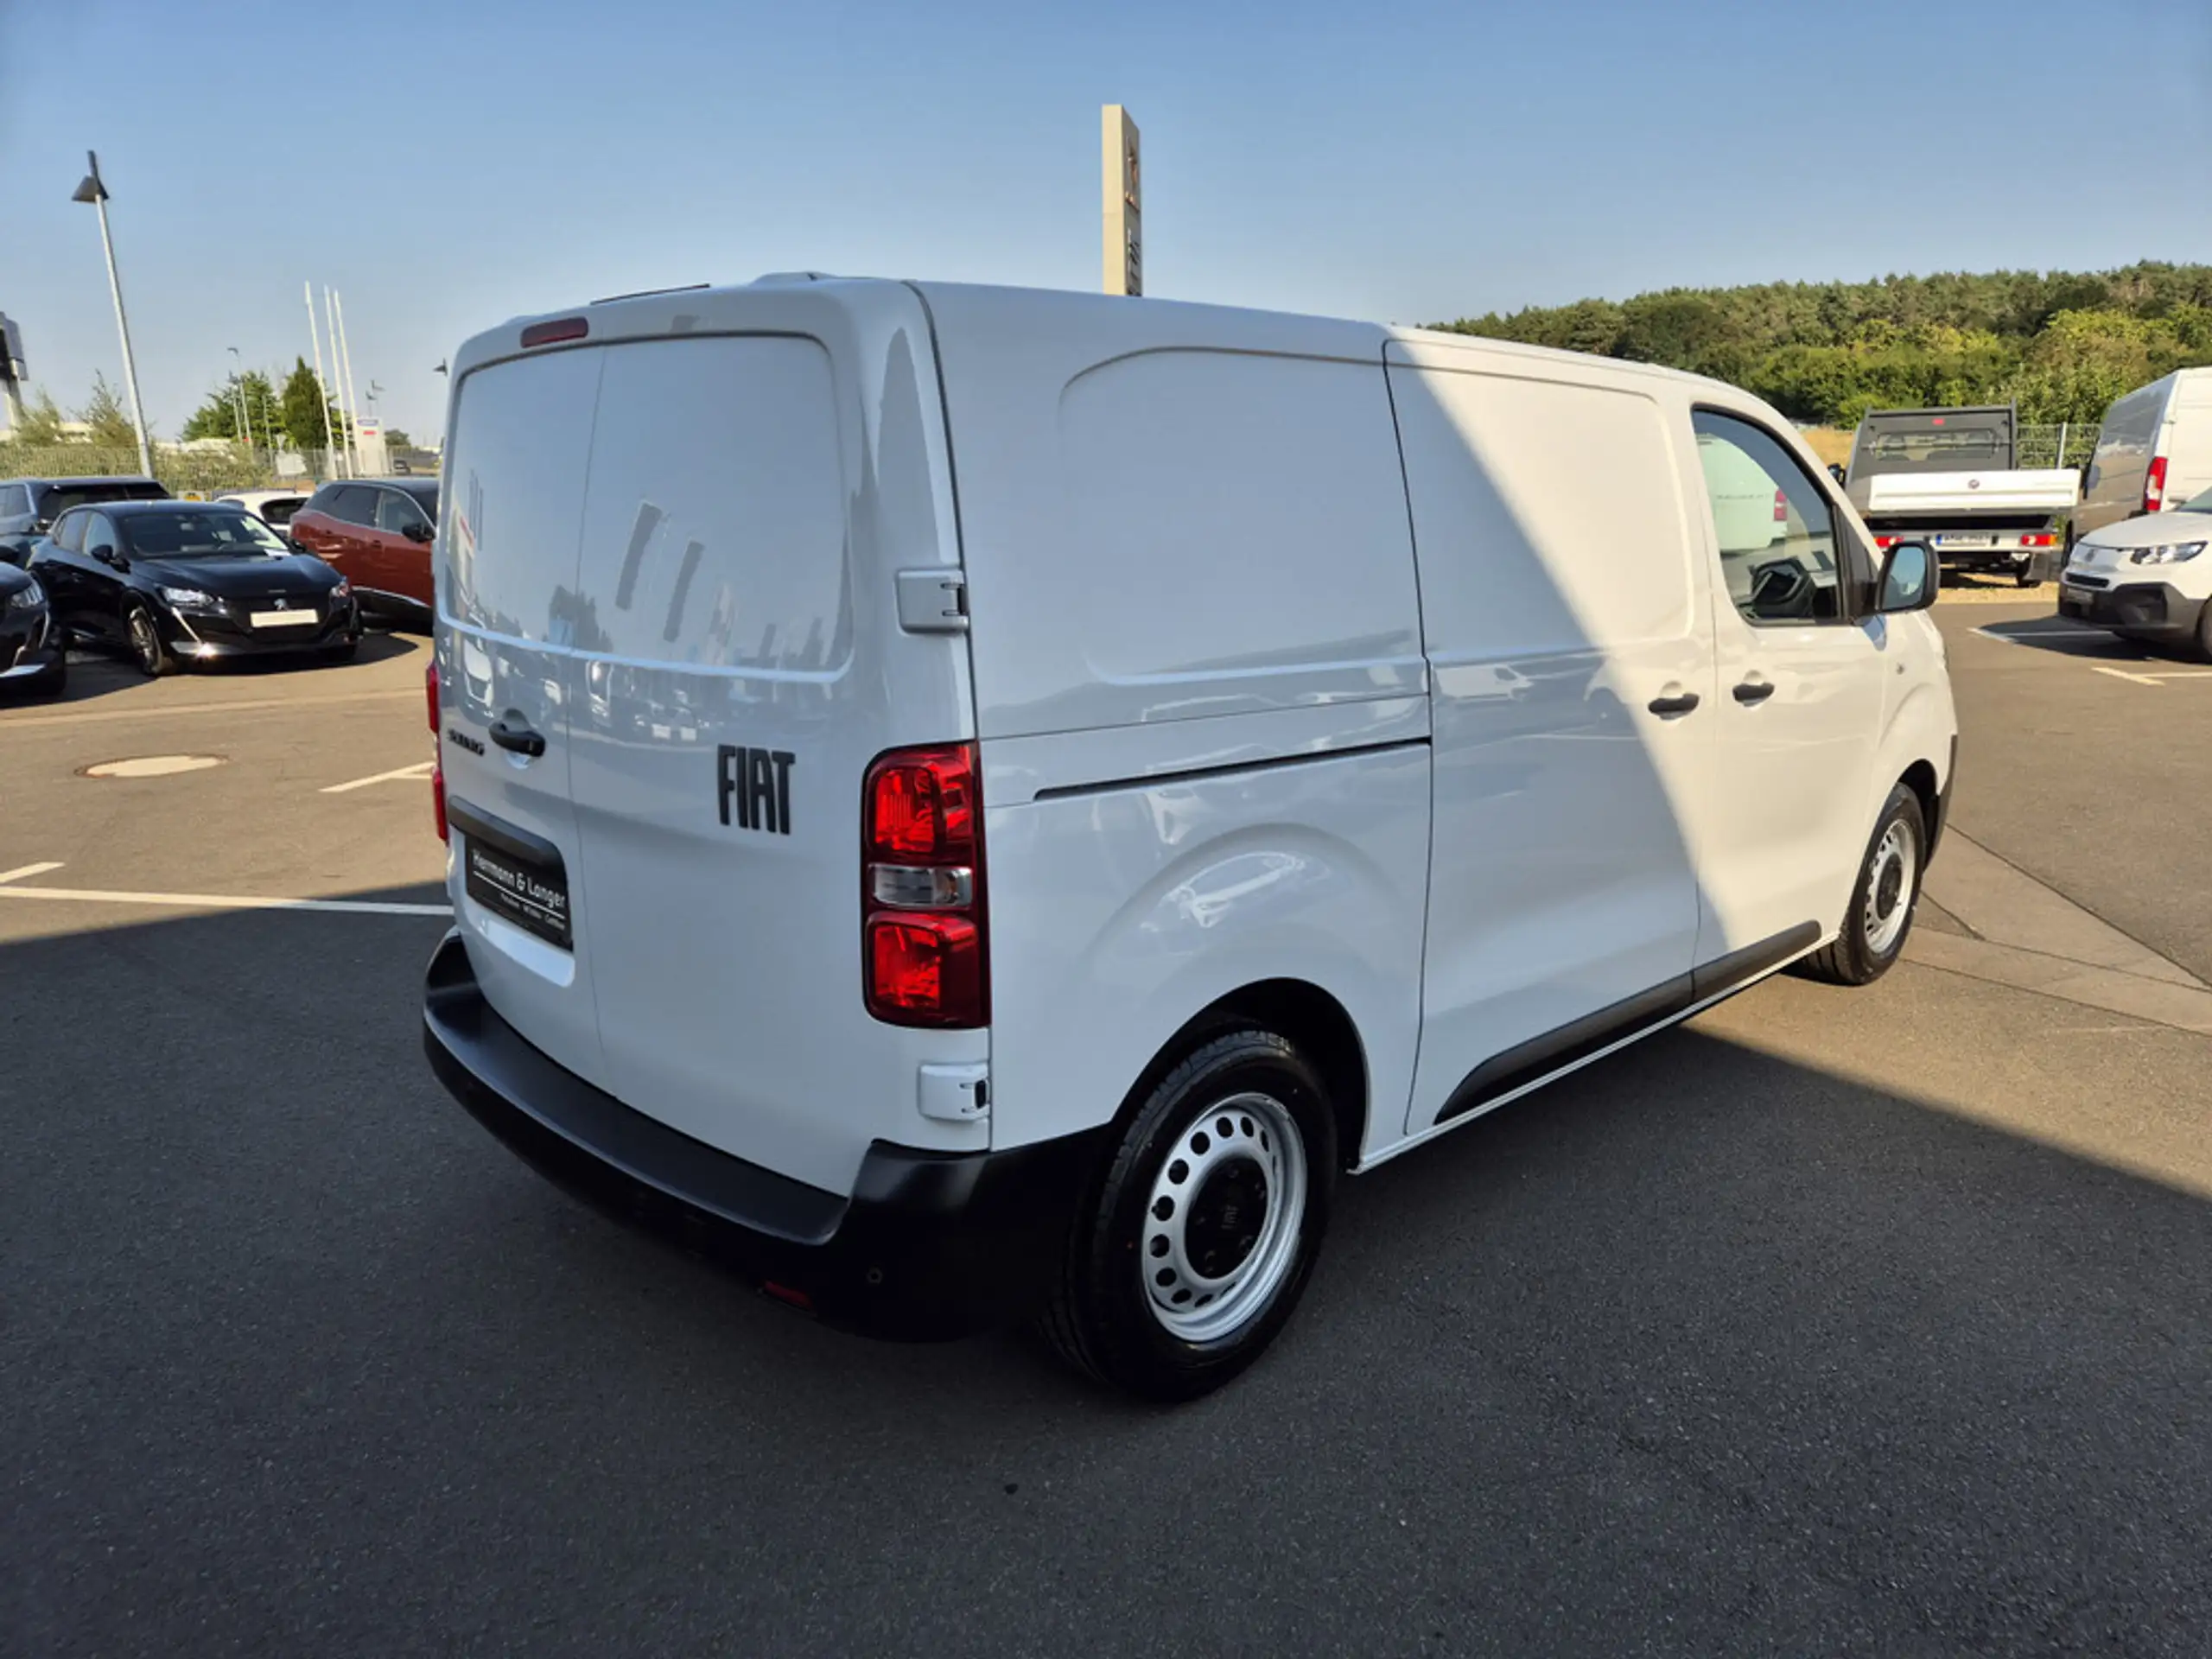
[862,743,987,1027]
[1773,488,1789,524]
[2020,532,2058,549]
[1875,535,1900,550]
[427,661,448,842]
[2145,454,2169,512]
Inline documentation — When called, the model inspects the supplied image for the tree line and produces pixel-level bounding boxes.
[6,359,353,454]
[1431,262,2212,429]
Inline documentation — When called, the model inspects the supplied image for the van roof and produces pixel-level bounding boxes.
[452,276,1739,400]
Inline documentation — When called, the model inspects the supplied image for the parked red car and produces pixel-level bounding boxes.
[287,477,438,626]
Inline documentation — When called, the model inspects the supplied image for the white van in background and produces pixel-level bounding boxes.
[421,278,1956,1400]
[2076,367,2212,542]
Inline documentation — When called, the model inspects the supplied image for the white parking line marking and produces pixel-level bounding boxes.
[2088,666,2212,685]
[1971,625,2114,645]
[0,884,449,917]
[0,861,66,885]
[321,760,436,794]
[0,687,418,732]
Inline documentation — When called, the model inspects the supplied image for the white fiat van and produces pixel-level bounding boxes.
[423,277,1956,1400]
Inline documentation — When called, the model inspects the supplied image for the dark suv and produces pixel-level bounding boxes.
[1,476,169,565]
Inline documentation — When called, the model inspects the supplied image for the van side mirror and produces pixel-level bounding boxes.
[91,543,127,570]
[1877,541,1936,612]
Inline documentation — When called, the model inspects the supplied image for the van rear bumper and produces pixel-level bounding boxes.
[423,931,1102,1341]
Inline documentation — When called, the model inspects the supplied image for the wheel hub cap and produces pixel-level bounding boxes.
[1863,819,1917,956]
[1184,1156,1268,1279]
[1141,1091,1307,1344]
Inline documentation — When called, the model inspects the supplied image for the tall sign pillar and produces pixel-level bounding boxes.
[1102,105,1141,296]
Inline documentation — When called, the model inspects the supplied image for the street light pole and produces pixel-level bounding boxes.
[70,150,155,479]
[306,282,341,478]
[226,344,248,451]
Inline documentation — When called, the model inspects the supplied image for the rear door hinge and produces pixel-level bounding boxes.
[895,569,969,633]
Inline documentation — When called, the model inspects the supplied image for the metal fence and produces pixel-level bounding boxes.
[2013,423,2101,470]
[0,442,434,498]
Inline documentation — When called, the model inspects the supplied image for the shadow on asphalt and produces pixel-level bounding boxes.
[7,898,2210,1654]
[1970,614,2178,661]
[34,627,427,707]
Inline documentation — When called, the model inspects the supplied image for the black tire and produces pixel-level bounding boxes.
[2196,601,2212,665]
[1038,1028,1338,1402]
[1797,783,1927,987]
[126,604,176,677]
[29,655,67,697]
[2013,563,2038,588]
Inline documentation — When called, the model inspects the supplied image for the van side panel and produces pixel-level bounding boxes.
[919,286,1430,1159]
[981,742,1431,1160]
[918,287,1425,743]
[1385,343,1711,1136]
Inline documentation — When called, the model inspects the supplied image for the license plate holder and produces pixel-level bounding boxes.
[250,607,320,628]
[1936,533,1997,550]
[465,835,572,950]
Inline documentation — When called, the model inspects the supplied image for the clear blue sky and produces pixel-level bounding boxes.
[4,0,2207,443]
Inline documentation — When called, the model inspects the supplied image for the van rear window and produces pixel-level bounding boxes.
[1862,429,2006,467]
[571,336,849,671]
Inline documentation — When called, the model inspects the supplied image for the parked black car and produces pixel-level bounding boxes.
[27,501,359,677]
[0,475,168,565]
[0,561,66,696]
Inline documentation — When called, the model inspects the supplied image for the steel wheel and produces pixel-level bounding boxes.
[1862,817,1917,957]
[1039,1028,1338,1400]
[1139,1090,1307,1343]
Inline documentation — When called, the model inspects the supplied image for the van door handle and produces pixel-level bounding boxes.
[1646,692,1701,717]
[1732,677,1777,705]
[488,715,546,757]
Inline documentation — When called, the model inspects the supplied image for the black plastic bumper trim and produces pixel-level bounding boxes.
[1690,920,1821,1001]
[1434,921,1819,1128]
[1436,973,1694,1124]
[423,931,1104,1339]
[443,798,563,868]
[2059,580,2202,639]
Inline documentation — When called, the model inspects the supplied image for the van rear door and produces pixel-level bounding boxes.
[559,308,979,1198]
[2163,372,2212,503]
[437,345,607,1088]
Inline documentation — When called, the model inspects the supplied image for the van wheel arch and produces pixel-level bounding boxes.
[1121,980,1369,1173]
[1898,760,1939,847]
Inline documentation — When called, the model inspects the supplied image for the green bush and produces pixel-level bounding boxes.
[1433,263,2212,426]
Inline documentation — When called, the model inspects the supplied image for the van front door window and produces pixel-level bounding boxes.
[1693,410,1846,625]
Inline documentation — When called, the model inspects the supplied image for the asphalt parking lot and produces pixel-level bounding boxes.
[7,607,2211,1656]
